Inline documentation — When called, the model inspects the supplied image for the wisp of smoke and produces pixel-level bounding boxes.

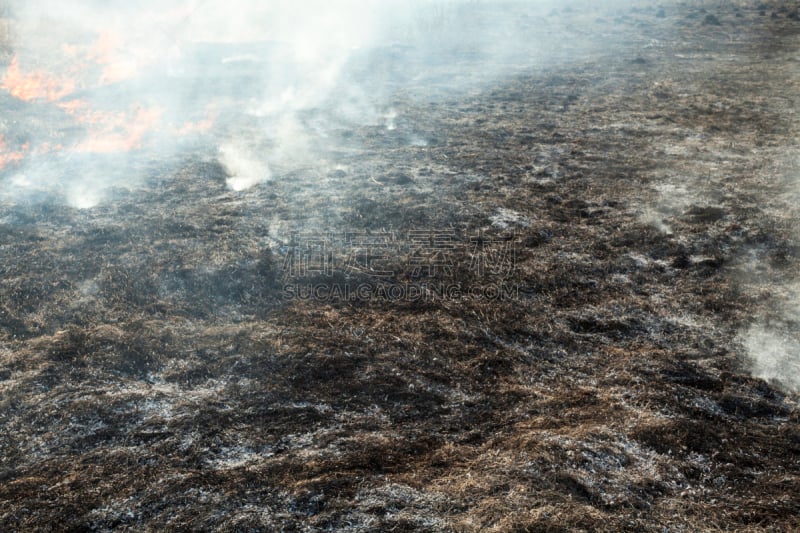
[741,324,800,392]
[218,141,270,192]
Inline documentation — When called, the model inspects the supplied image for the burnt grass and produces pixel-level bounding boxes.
[2,2,800,532]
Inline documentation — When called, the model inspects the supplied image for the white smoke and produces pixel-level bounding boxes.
[741,323,800,392]
[0,1,412,203]
[739,214,800,393]
[739,268,800,392]
[218,141,270,192]
[0,0,648,207]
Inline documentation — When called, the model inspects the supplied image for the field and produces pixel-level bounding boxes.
[1,1,799,531]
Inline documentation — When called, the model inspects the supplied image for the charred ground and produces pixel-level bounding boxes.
[1,2,800,532]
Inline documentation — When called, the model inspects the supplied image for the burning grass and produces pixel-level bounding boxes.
[1,1,800,531]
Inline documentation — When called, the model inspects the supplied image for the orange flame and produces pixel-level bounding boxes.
[0,135,28,171]
[59,101,163,153]
[1,56,76,102]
